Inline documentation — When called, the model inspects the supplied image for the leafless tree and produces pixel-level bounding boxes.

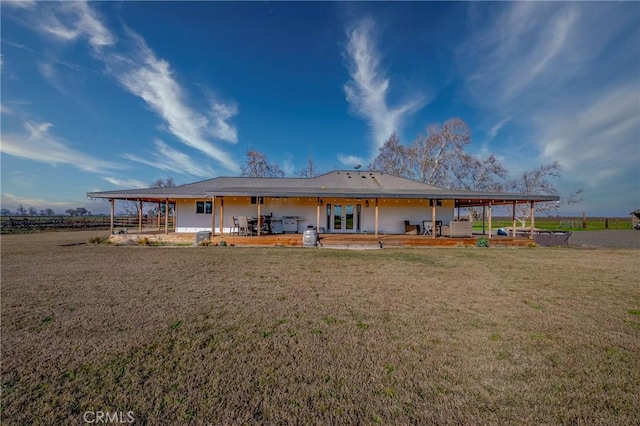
[241,149,285,178]
[408,118,472,186]
[296,153,317,178]
[369,132,413,178]
[507,161,583,226]
[151,177,176,188]
[452,153,508,220]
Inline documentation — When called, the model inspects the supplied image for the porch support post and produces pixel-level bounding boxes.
[257,197,261,237]
[482,204,486,235]
[220,197,224,236]
[138,199,143,233]
[211,196,216,235]
[488,201,493,239]
[529,201,535,239]
[173,203,176,231]
[431,202,436,239]
[157,202,161,231]
[164,199,169,235]
[316,198,321,231]
[110,199,114,235]
[374,198,379,236]
[512,201,517,238]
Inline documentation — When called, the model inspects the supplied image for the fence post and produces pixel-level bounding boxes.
[605,218,609,229]
[582,211,587,229]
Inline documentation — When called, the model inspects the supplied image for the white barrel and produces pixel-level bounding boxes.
[302,229,318,247]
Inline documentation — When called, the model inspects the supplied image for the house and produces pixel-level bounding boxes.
[632,209,640,230]
[87,170,559,238]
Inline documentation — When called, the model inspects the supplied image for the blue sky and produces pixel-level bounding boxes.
[1,1,638,216]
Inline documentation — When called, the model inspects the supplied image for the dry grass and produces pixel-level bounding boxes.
[2,231,639,424]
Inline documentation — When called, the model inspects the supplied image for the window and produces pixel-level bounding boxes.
[196,201,212,214]
[250,196,264,205]
[429,199,442,207]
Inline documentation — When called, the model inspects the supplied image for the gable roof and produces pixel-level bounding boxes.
[87,170,559,205]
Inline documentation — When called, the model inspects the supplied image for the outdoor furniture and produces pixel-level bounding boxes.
[440,220,473,238]
[232,217,239,235]
[404,220,420,235]
[422,220,442,236]
[238,216,253,236]
[248,215,273,235]
[422,221,433,236]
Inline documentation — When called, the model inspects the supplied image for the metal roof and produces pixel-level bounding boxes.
[86,170,559,204]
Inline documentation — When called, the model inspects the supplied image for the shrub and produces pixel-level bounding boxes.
[476,237,490,247]
[88,236,108,244]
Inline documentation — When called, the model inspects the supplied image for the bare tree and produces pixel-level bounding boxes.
[452,153,507,192]
[507,161,583,226]
[296,153,317,178]
[241,150,284,177]
[452,153,507,220]
[151,177,176,188]
[369,132,413,178]
[409,118,471,186]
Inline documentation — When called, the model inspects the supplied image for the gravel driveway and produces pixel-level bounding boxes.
[568,229,640,248]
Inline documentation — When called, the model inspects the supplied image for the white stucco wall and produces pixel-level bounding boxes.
[175,197,456,234]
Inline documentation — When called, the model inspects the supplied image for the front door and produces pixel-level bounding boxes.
[331,204,357,232]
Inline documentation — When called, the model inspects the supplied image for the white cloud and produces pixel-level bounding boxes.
[1,192,78,212]
[457,3,639,213]
[537,83,640,185]
[343,18,426,154]
[1,121,122,173]
[123,139,217,179]
[107,28,240,172]
[2,0,36,10]
[487,117,510,140]
[337,154,365,168]
[8,1,240,173]
[37,1,114,50]
[102,177,148,188]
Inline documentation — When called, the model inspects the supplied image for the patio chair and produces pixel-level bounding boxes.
[232,217,239,235]
[404,220,420,235]
[422,221,433,236]
[238,216,252,236]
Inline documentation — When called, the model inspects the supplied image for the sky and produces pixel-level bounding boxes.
[1,1,638,216]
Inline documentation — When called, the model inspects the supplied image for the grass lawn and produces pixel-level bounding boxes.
[1,231,639,424]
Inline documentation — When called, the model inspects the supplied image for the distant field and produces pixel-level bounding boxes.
[1,231,639,424]
[475,216,633,231]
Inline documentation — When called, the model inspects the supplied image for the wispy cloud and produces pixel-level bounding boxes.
[123,139,217,179]
[1,192,75,211]
[36,1,114,50]
[337,154,365,168]
[105,28,240,172]
[8,1,240,174]
[2,0,36,10]
[343,18,426,154]
[487,117,510,140]
[537,82,639,185]
[457,2,639,212]
[1,121,122,173]
[102,177,148,188]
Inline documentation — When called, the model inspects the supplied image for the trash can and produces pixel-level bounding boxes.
[195,231,212,245]
[302,229,318,247]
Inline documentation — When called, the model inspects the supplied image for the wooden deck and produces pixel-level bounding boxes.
[110,231,534,248]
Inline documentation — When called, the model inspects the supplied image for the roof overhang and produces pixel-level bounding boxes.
[86,171,559,205]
